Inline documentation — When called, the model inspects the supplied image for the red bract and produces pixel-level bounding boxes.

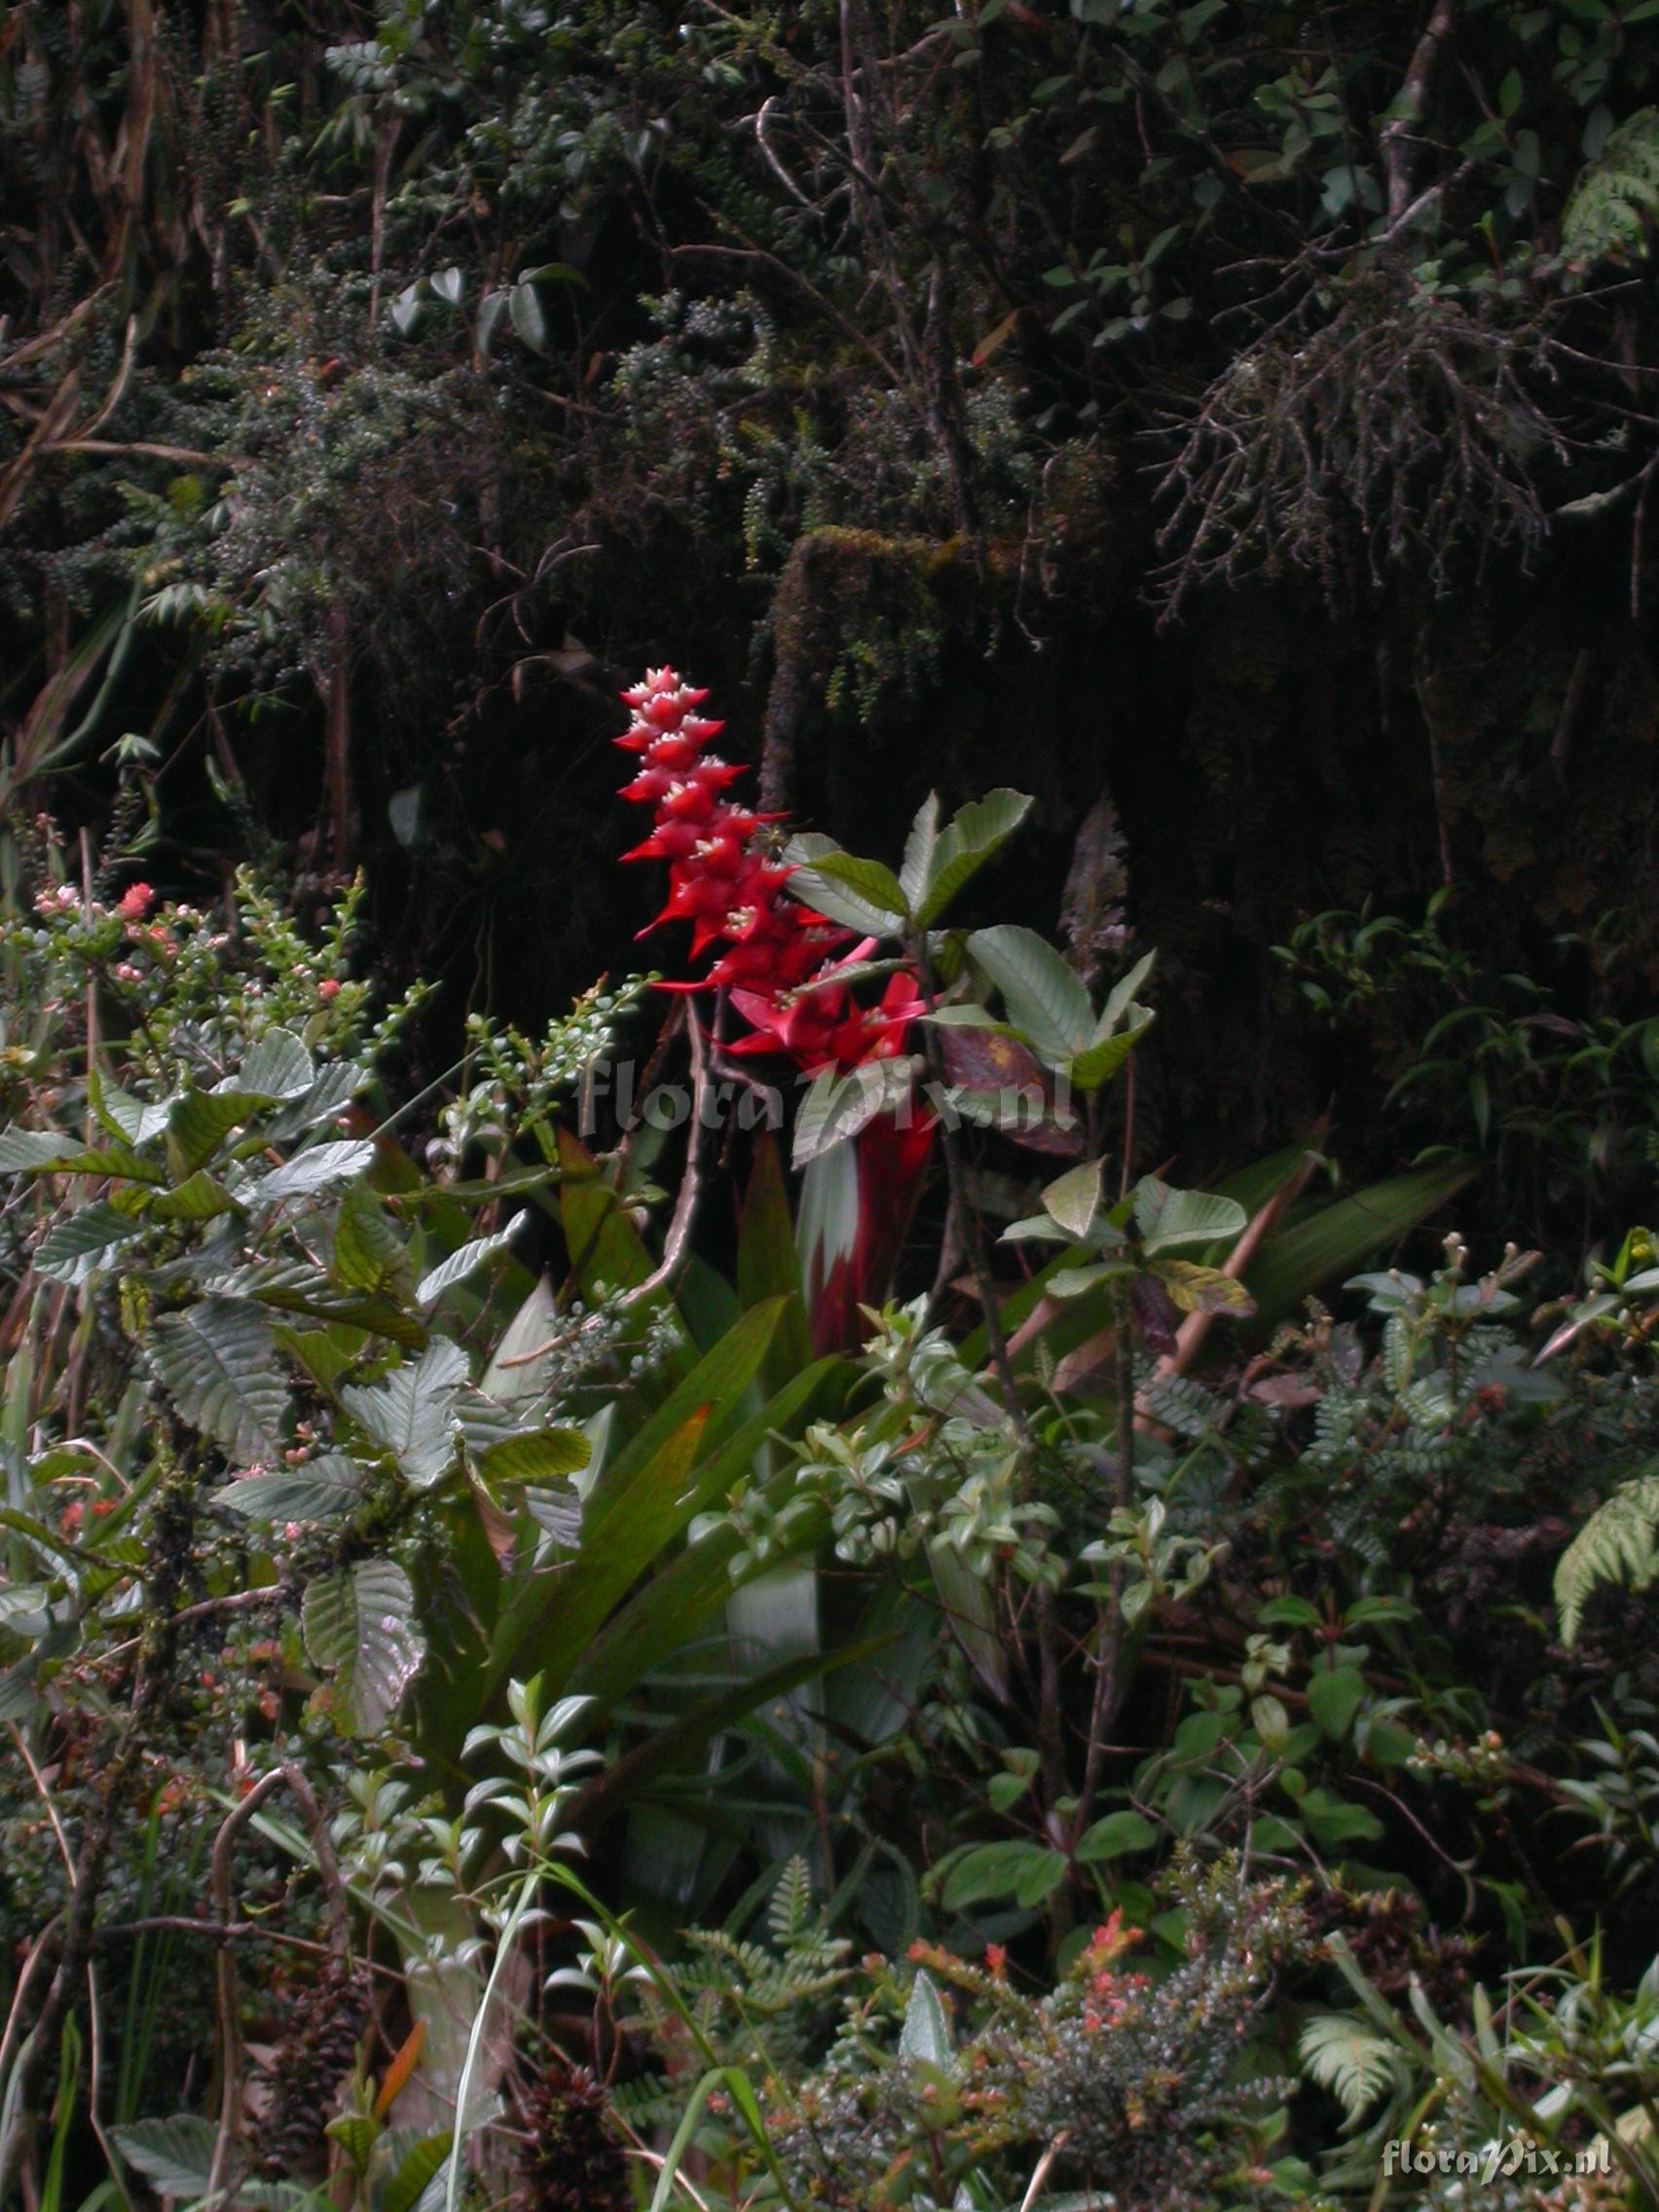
[617,666,922,1072]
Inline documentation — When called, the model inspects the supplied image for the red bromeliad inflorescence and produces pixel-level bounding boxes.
[616,666,937,1353]
[615,667,923,1071]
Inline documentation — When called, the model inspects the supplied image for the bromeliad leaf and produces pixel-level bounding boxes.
[343,1338,469,1489]
[302,1557,425,1734]
[150,1298,290,1460]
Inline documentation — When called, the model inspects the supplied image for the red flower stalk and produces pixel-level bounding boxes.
[617,665,937,1352]
[616,667,917,1071]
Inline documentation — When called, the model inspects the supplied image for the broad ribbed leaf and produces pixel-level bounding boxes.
[784,832,909,935]
[333,1181,417,1300]
[302,1557,424,1733]
[482,1276,558,1404]
[417,1215,526,1306]
[34,1202,145,1284]
[150,1170,236,1222]
[792,1059,913,1168]
[898,792,941,916]
[228,1028,313,1101]
[1042,1158,1105,1239]
[218,1453,365,1524]
[260,1139,375,1202]
[475,1428,591,1484]
[1068,1012,1153,1093]
[1133,1179,1247,1255]
[151,1298,289,1460]
[911,788,1033,926]
[0,1128,158,1178]
[111,2117,218,2200]
[343,1339,468,1489]
[167,1088,265,1176]
[967,925,1092,1066]
[1158,1259,1256,1315]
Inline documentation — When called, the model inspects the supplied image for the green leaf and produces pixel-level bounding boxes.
[111,2117,218,2200]
[1042,1158,1105,1239]
[1157,1259,1255,1315]
[1067,1016,1151,1093]
[150,1170,236,1222]
[1241,1161,1474,1337]
[1134,1179,1247,1256]
[792,1059,914,1168]
[343,1339,468,1490]
[33,1202,146,1285]
[784,833,909,934]
[1554,1469,1659,1643]
[966,925,1092,1066]
[1075,1809,1158,1862]
[509,278,546,351]
[302,1557,425,1733]
[941,1839,1061,1911]
[911,788,1034,925]
[150,1298,290,1460]
[899,1970,954,2064]
[417,1216,527,1306]
[474,1428,591,1484]
[216,1453,365,1524]
[0,1128,160,1179]
[260,1139,376,1202]
[334,1181,417,1301]
[899,793,942,916]
[232,1029,314,1101]
[1307,1665,1367,1741]
[382,2134,452,2212]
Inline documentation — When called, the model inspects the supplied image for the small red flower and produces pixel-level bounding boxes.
[117,881,154,923]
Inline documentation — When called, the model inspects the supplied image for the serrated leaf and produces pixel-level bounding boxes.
[217,1453,365,1524]
[0,1128,158,1178]
[151,1170,237,1222]
[111,2117,218,2199]
[228,1029,313,1101]
[417,1215,527,1306]
[784,833,909,935]
[34,1202,146,1284]
[302,1557,424,1734]
[167,1088,261,1175]
[150,1299,290,1459]
[475,1429,591,1484]
[1132,1179,1247,1256]
[343,1339,468,1489]
[911,788,1033,925]
[966,924,1093,1066]
[260,1139,375,1202]
[334,1181,417,1300]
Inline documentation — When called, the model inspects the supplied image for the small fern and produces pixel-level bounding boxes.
[1555,1469,1659,1643]
[1298,2012,1402,2126]
[1563,108,1659,267]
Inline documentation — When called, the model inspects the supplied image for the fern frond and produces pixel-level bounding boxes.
[1555,1470,1659,1643]
[1298,2012,1402,2126]
[1563,108,1659,267]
